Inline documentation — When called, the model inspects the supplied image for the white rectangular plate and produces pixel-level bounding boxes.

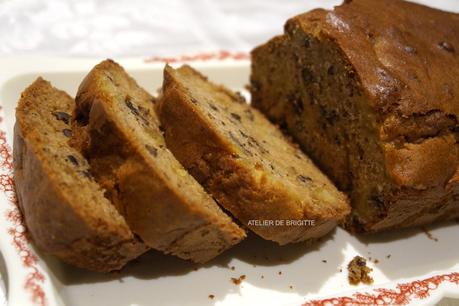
[0,55,458,306]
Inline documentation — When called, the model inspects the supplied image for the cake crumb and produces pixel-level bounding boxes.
[278,271,282,275]
[339,268,343,272]
[231,266,235,271]
[347,256,374,285]
[261,275,264,279]
[289,285,293,289]
[386,254,391,259]
[231,275,246,285]
[208,295,215,299]
[421,227,439,242]
[322,260,327,263]
[374,259,379,264]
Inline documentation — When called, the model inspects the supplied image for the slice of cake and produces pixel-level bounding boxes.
[73,60,245,263]
[14,78,147,272]
[250,0,459,232]
[156,65,350,245]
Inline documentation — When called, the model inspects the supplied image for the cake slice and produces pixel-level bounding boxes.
[73,60,245,263]
[250,0,459,232]
[156,65,350,245]
[13,78,147,272]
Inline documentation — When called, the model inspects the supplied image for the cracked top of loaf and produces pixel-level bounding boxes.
[288,0,458,117]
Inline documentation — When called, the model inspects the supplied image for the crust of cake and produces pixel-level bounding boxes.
[14,78,147,272]
[73,60,245,263]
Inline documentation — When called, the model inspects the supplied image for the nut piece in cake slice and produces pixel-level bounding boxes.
[156,64,350,245]
[73,60,245,263]
[14,78,148,272]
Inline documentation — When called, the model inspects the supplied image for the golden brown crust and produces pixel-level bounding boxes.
[73,60,245,263]
[14,78,147,272]
[157,65,350,245]
[250,0,459,232]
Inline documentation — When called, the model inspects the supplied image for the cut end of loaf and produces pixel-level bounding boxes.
[250,0,459,232]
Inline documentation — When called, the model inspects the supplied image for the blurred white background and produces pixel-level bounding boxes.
[0,0,339,57]
[0,0,457,58]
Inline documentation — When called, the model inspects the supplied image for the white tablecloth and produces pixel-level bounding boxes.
[1,0,459,305]
[1,0,457,58]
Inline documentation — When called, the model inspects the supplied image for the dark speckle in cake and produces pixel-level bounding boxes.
[125,99,140,117]
[366,31,375,41]
[369,194,385,210]
[106,73,114,82]
[208,103,219,112]
[126,100,151,126]
[145,144,158,157]
[62,129,72,137]
[67,155,79,166]
[230,113,242,122]
[302,67,314,83]
[408,73,418,81]
[327,65,336,75]
[297,175,313,183]
[247,135,269,154]
[53,111,71,124]
[190,98,198,104]
[74,111,89,125]
[239,130,249,138]
[438,41,455,53]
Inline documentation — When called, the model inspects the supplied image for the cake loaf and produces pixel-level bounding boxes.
[14,78,147,272]
[73,60,245,263]
[156,65,350,245]
[250,0,459,232]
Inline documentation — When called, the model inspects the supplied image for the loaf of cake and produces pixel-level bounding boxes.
[13,78,147,272]
[250,0,459,232]
[156,65,350,245]
[73,60,245,263]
